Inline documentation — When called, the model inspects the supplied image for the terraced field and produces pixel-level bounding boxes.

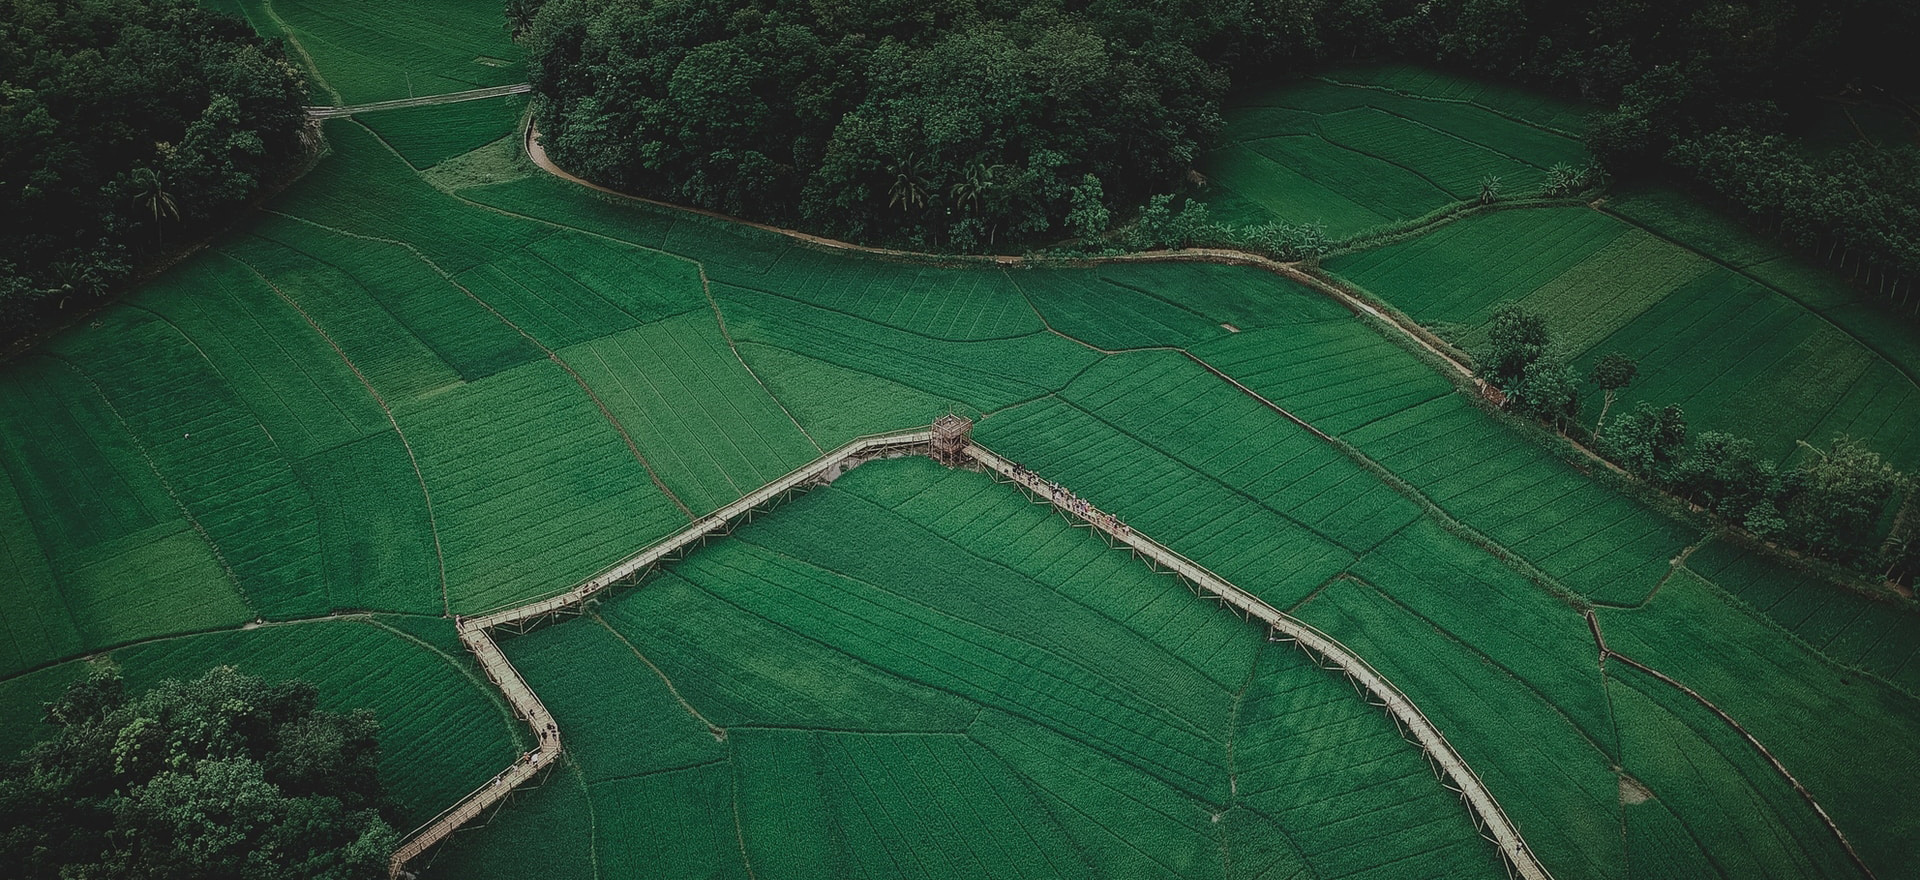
[2,14,1916,880]
[1199,65,1590,237]
[1326,205,1920,469]
[208,0,524,105]
[430,460,1508,880]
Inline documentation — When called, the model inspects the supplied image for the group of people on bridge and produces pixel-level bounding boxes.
[1009,462,1132,538]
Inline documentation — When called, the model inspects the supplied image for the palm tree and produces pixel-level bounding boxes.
[886,151,934,214]
[949,163,1005,215]
[1478,174,1503,205]
[505,0,539,40]
[131,167,179,242]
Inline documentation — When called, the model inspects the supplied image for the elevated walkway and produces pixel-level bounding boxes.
[390,427,1551,880]
[308,83,533,119]
[388,430,930,877]
[966,443,1553,880]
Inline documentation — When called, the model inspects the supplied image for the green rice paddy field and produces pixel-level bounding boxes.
[2,12,1917,879]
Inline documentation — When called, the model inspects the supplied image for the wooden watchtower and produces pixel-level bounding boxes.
[931,413,973,467]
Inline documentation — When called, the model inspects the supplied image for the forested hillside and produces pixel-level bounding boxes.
[0,0,308,341]
[523,0,1918,283]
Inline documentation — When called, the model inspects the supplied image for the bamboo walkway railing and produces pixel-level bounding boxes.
[390,428,1551,880]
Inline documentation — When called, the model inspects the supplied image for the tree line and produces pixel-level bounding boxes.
[0,665,395,879]
[1394,0,1920,314]
[0,0,310,344]
[517,0,1918,271]
[1477,303,1917,584]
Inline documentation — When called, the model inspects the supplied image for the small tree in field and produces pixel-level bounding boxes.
[1510,357,1581,431]
[1601,402,1688,483]
[1479,174,1503,205]
[1474,304,1551,389]
[1671,431,1775,519]
[1777,437,1909,565]
[1588,352,1639,435]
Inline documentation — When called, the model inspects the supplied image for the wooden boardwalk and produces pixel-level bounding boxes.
[387,430,933,878]
[308,83,533,119]
[966,443,1555,880]
[391,428,1551,880]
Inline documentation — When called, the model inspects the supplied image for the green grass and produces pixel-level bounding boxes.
[0,617,522,829]
[442,459,1504,880]
[225,0,524,106]
[1596,570,1920,876]
[1199,68,1589,236]
[4,47,1918,880]
[1326,205,1920,470]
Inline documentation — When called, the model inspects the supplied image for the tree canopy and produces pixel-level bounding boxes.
[521,0,1919,265]
[521,0,1345,249]
[0,0,309,342]
[0,665,396,880]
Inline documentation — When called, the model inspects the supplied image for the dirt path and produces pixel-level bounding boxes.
[522,124,1486,389]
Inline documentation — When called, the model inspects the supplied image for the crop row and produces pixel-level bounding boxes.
[52,308,331,615]
[1193,321,1454,434]
[1587,269,1920,468]
[1202,72,1587,234]
[560,310,821,515]
[701,521,1234,797]
[1015,260,1343,352]
[1344,394,1695,605]
[237,0,524,106]
[1607,668,1857,879]
[1234,643,1505,879]
[1324,66,1591,134]
[979,397,1359,608]
[840,459,1260,690]
[752,251,1042,341]
[735,342,956,448]
[396,358,690,612]
[1293,576,1627,879]
[358,94,528,170]
[1065,352,1423,553]
[1329,204,1920,469]
[1327,207,1631,331]
[594,569,978,733]
[1202,141,1398,234]
[1686,539,1920,694]
[816,732,1090,879]
[716,282,1098,413]
[1594,570,1920,875]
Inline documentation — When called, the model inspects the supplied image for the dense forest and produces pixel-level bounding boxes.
[0,0,309,343]
[522,0,1918,278]
[0,666,396,879]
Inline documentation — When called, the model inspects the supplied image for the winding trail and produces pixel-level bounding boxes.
[523,123,1487,393]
